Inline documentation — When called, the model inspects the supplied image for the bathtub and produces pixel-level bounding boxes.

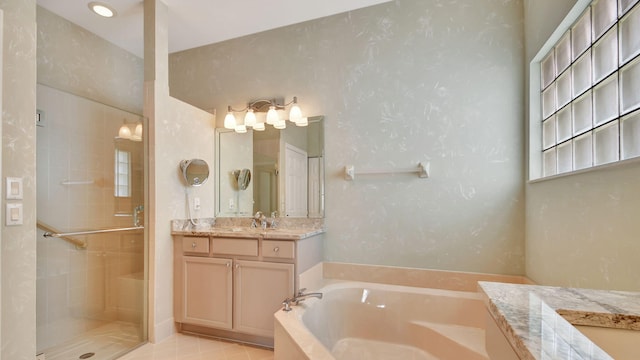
[274,281,490,360]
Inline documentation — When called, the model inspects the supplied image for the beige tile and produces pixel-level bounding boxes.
[120,334,274,360]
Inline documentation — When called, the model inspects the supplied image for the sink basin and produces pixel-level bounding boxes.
[575,325,640,360]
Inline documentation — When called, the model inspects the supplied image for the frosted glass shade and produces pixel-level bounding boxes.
[224,112,237,129]
[119,124,131,139]
[266,106,279,125]
[244,109,257,127]
[289,104,302,123]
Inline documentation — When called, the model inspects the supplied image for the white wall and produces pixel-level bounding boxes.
[0,1,37,359]
[144,0,215,342]
[36,6,143,115]
[524,0,640,291]
[170,0,526,275]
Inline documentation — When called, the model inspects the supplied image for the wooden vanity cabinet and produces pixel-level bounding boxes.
[181,256,233,329]
[234,260,294,337]
[174,233,320,346]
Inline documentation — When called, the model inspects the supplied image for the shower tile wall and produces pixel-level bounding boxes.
[36,84,144,351]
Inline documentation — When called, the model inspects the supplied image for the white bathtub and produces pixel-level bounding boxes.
[274,281,490,360]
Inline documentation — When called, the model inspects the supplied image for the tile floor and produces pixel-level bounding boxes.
[41,321,142,360]
[118,333,274,360]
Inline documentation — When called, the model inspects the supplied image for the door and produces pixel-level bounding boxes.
[283,143,308,217]
[307,156,324,218]
[182,256,233,329]
[233,260,294,337]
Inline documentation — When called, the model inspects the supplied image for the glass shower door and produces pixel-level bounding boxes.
[36,84,147,360]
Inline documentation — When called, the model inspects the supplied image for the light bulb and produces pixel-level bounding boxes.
[89,2,116,17]
[274,119,287,129]
[253,119,265,131]
[119,124,131,139]
[266,106,279,125]
[244,109,257,127]
[224,111,237,129]
[133,123,143,139]
[235,124,247,133]
[289,102,302,124]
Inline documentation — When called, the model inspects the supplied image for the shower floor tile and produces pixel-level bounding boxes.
[118,333,274,360]
[41,321,143,360]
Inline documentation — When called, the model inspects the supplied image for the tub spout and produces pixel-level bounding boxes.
[282,288,323,312]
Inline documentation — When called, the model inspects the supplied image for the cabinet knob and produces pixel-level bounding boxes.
[235,263,240,269]
[226,262,231,268]
[273,246,280,253]
[191,242,197,248]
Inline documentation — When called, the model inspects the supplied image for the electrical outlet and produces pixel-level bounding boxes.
[228,198,234,210]
[194,197,201,211]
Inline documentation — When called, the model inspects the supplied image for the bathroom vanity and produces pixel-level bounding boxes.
[172,224,323,347]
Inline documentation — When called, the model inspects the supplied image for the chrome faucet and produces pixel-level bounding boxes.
[270,211,279,229]
[252,211,266,229]
[282,288,323,311]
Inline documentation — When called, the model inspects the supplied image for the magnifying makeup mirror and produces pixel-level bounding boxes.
[180,159,210,186]
[232,168,251,190]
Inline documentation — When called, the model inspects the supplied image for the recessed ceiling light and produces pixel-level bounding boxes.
[88,2,117,18]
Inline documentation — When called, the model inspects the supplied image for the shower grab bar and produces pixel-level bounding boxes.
[43,226,144,238]
[37,221,87,249]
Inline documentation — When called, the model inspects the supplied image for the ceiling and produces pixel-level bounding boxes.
[36,0,392,57]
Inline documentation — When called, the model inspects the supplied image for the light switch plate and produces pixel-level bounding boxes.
[6,177,23,200]
[6,203,23,226]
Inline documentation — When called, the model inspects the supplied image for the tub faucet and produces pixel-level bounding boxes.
[282,288,323,312]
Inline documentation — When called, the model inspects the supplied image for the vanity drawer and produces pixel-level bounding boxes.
[212,238,258,256]
[262,240,295,259]
[182,237,209,254]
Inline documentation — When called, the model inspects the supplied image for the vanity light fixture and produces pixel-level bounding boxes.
[88,2,117,18]
[118,120,143,141]
[224,97,307,133]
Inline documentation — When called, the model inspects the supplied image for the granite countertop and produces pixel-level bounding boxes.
[171,218,324,240]
[172,227,324,240]
[478,281,640,360]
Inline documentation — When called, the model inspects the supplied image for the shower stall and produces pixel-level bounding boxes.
[36,84,147,360]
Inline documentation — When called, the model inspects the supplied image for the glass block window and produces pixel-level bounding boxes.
[115,149,131,197]
[539,0,640,177]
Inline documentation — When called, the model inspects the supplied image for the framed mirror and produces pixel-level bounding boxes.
[215,115,324,218]
[180,159,210,186]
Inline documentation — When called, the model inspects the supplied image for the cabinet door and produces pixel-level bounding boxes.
[234,260,294,337]
[182,256,233,329]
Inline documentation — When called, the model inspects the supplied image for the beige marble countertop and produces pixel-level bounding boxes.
[478,281,640,360]
[172,227,324,240]
[171,218,324,240]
